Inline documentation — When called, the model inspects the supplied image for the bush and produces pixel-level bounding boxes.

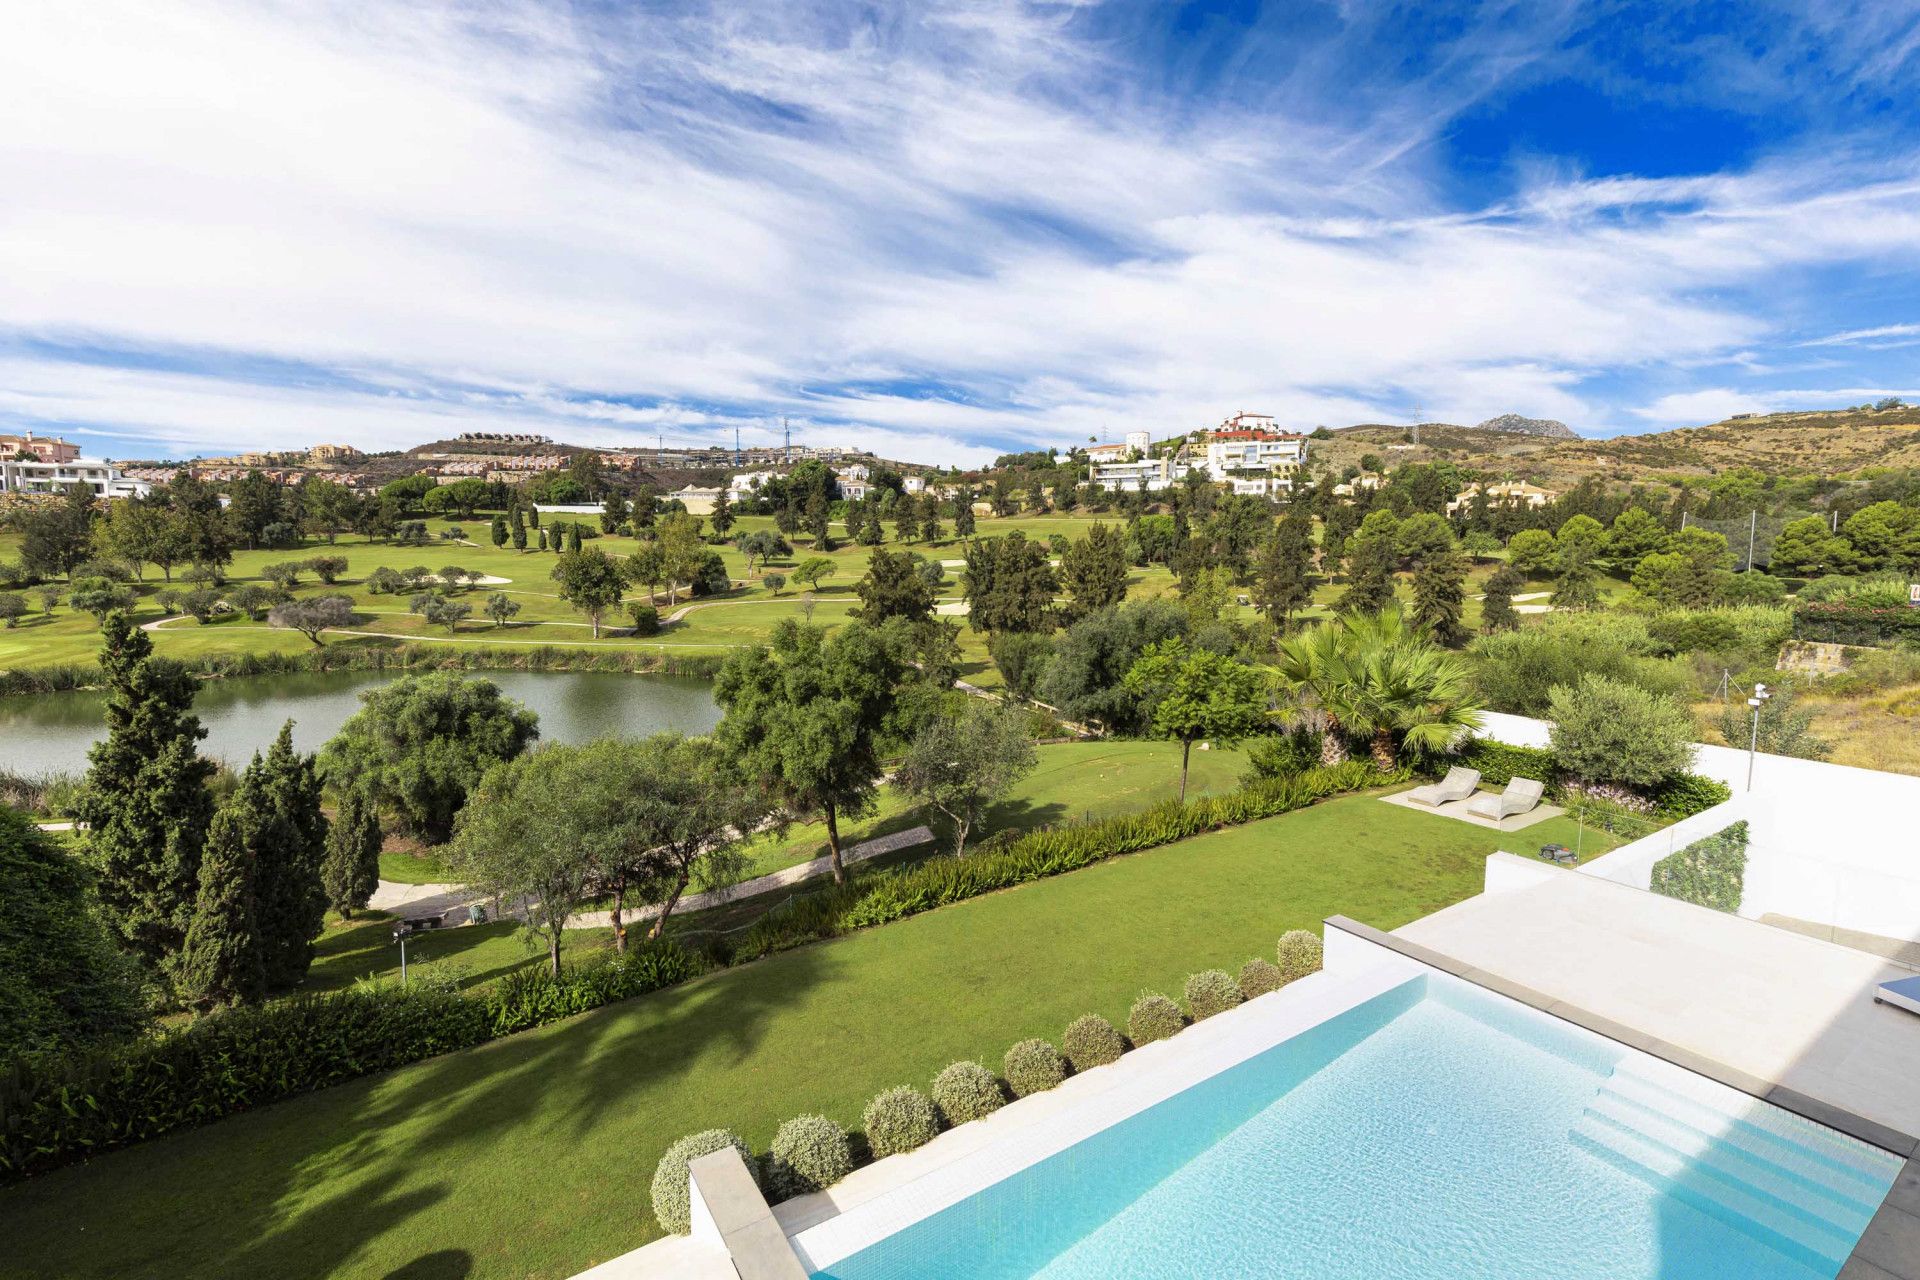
[650,1129,754,1234]
[1061,1015,1125,1072]
[1238,957,1285,998]
[1,940,700,1180]
[1650,821,1749,913]
[863,1086,939,1158]
[930,1060,1004,1126]
[1469,616,1690,716]
[765,1114,854,1201]
[1184,969,1244,1020]
[627,603,660,636]
[1244,726,1324,779]
[1548,674,1697,788]
[1275,930,1323,981]
[1127,992,1185,1045]
[689,550,732,597]
[1003,1038,1065,1097]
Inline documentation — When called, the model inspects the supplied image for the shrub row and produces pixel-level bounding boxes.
[0,643,726,698]
[1791,600,1920,647]
[3,762,1384,1181]
[1650,820,1749,914]
[1451,737,1728,820]
[649,930,1328,1232]
[730,761,1400,959]
[0,942,701,1180]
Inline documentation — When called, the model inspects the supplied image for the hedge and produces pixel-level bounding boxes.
[1451,737,1728,820]
[1791,601,1920,647]
[732,760,1404,958]
[2,761,1402,1182]
[0,941,700,1180]
[1650,820,1749,914]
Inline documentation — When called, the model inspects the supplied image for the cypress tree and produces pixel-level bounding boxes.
[538,528,549,552]
[1252,512,1314,628]
[490,515,507,548]
[1410,547,1469,647]
[76,612,216,980]
[1481,563,1522,632]
[567,522,583,553]
[510,507,527,550]
[178,805,264,1010]
[250,724,331,989]
[322,788,383,920]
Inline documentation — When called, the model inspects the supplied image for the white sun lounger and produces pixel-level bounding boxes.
[1468,776,1545,821]
[1875,975,1920,1017]
[1407,766,1481,808]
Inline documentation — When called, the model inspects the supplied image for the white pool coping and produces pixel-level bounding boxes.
[780,958,1422,1272]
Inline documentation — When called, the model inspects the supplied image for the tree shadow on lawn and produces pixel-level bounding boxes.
[2,943,831,1280]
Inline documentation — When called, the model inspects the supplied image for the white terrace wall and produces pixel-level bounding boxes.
[1478,712,1920,946]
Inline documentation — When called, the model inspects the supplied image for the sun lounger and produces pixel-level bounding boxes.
[1875,975,1920,1017]
[1407,766,1481,808]
[1469,776,1545,821]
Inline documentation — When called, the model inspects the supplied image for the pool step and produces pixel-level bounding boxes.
[1569,1065,1897,1273]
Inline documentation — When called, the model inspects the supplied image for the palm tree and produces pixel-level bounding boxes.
[1271,608,1483,769]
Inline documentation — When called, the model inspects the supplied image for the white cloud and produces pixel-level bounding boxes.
[1630,388,1772,425]
[2,2,1920,458]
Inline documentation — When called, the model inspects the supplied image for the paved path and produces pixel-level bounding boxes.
[565,825,936,928]
[366,824,937,928]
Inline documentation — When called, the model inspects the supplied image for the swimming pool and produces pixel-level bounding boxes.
[805,974,1902,1279]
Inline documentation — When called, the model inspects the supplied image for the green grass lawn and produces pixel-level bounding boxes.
[377,848,458,885]
[0,793,1622,1280]
[726,739,1250,881]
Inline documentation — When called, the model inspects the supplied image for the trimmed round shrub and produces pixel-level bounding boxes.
[863,1086,939,1159]
[1061,1014,1125,1072]
[931,1060,1005,1127]
[651,1129,753,1234]
[1128,992,1185,1045]
[1003,1038,1065,1098]
[1238,957,1284,999]
[765,1114,853,1201]
[1184,969,1244,1020]
[1275,930,1324,981]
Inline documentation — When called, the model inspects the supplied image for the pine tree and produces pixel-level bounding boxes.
[919,493,943,545]
[860,505,884,546]
[178,806,264,1010]
[249,724,331,989]
[1252,512,1314,628]
[952,492,976,540]
[1409,547,1469,647]
[323,788,383,920]
[1481,564,1522,632]
[76,613,216,980]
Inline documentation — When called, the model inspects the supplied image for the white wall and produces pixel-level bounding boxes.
[1480,712,1920,943]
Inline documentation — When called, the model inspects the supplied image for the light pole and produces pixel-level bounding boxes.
[1746,682,1771,791]
[392,921,411,985]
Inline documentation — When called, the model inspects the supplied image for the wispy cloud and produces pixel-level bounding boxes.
[3,1,1920,460]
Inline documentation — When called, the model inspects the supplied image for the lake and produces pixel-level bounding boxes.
[0,669,722,776]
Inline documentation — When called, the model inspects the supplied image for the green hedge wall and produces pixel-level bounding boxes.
[1649,820,1749,914]
[1451,738,1728,819]
[1791,601,1920,647]
[0,942,700,1180]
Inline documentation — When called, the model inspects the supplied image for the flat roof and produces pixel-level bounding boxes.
[1397,860,1920,1145]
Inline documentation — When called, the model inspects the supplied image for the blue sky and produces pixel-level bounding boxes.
[3,1,1919,465]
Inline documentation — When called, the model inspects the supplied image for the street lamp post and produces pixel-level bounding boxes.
[392,921,411,984]
[1746,682,1772,792]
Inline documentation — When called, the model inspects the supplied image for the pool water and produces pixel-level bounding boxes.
[811,977,1901,1280]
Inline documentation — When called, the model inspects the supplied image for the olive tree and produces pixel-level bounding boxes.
[1546,674,1695,788]
[896,702,1037,857]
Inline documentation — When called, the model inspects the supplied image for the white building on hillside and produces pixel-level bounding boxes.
[729,470,778,494]
[1200,417,1307,484]
[1124,429,1152,456]
[0,456,150,500]
[1090,456,1189,492]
